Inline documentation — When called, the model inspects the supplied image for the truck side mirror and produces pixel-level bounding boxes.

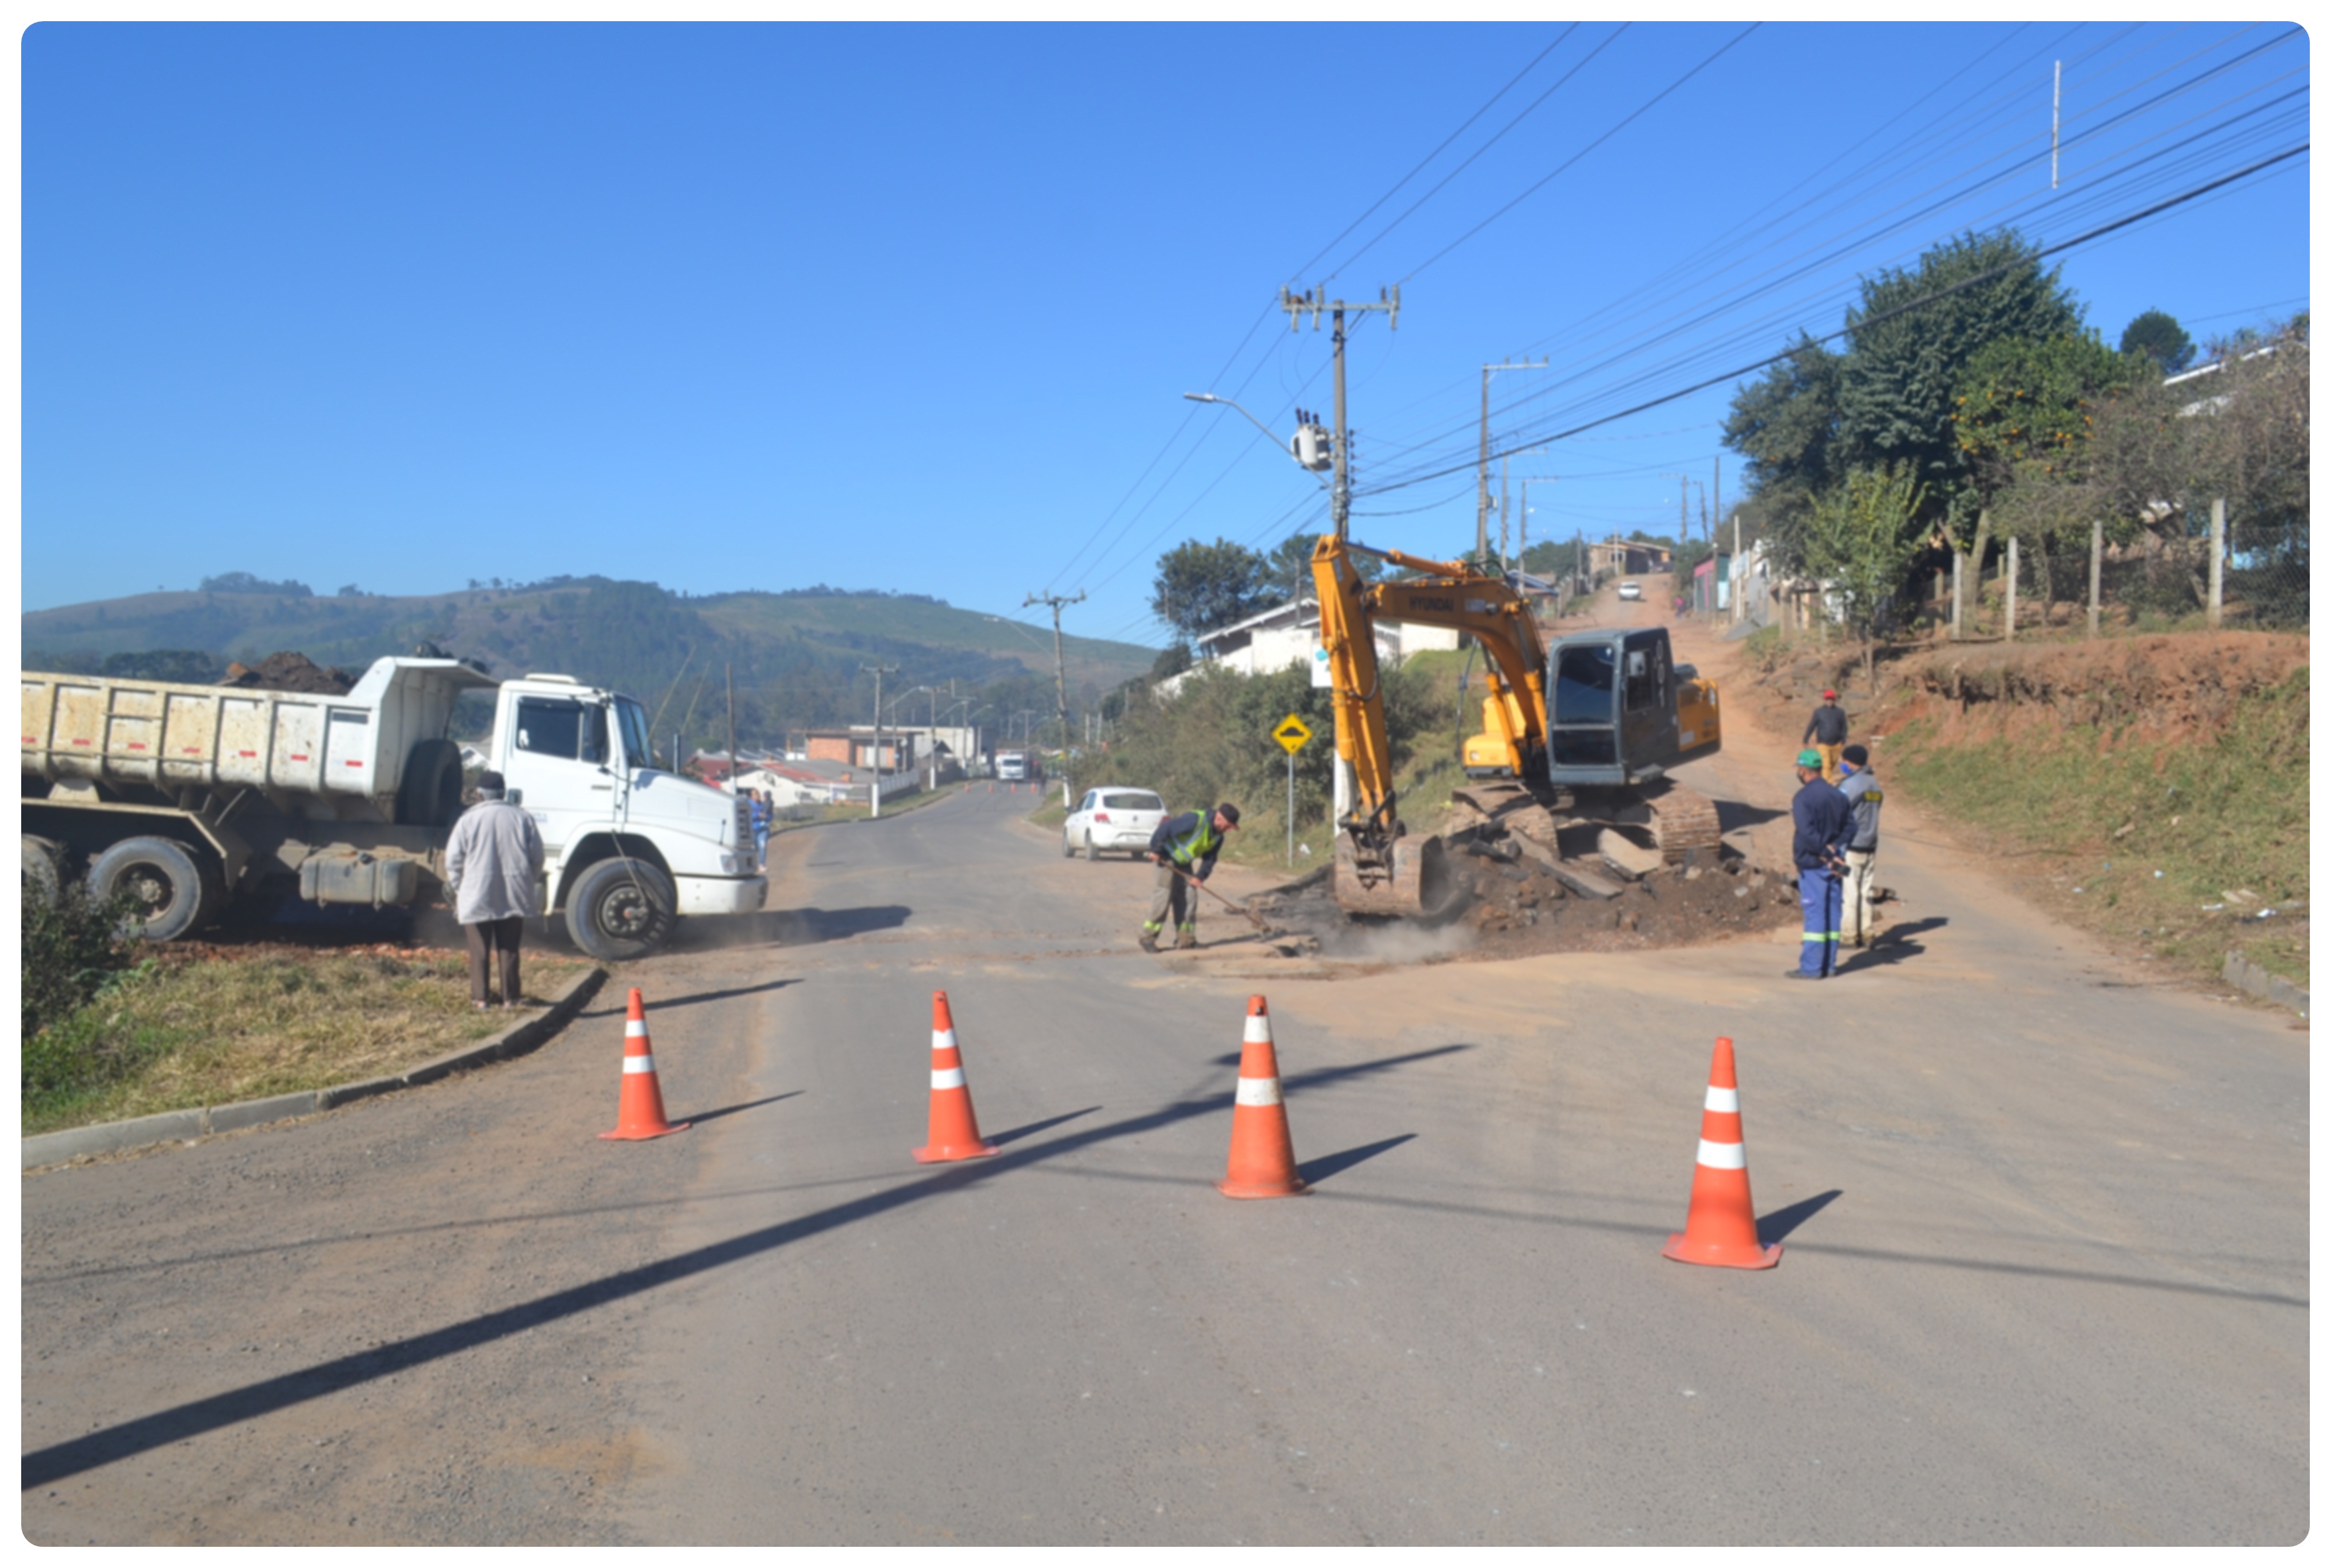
[504,788,524,806]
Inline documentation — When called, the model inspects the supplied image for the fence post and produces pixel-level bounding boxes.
[2004,537,2018,641]
[2208,497,2226,628]
[1950,552,1963,640]
[2088,518,2103,637]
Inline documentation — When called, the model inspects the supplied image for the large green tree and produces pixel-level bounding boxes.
[1837,230,2083,503]
[2118,309,2195,374]
[1722,334,1843,508]
[1150,537,1273,644]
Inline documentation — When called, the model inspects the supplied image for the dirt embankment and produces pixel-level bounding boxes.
[1881,632,2308,748]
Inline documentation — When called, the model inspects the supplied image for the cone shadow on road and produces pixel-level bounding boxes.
[686,1091,805,1127]
[1756,1189,1842,1246]
[596,978,799,1014]
[20,1040,1469,1490]
[987,1107,1102,1148]
[1296,1133,1416,1187]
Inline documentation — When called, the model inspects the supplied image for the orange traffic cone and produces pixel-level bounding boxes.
[913,991,997,1163]
[1218,996,1306,1199]
[599,988,690,1141]
[1661,1036,1779,1269]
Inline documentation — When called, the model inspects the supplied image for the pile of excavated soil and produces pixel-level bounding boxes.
[1249,842,1800,965]
[220,650,357,695]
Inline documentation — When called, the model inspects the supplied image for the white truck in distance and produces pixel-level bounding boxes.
[21,658,767,959]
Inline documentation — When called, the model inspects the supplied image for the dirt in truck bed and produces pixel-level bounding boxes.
[219,650,358,695]
[1248,838,1802,964]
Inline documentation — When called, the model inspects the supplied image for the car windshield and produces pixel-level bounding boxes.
[1103,792,1162,811]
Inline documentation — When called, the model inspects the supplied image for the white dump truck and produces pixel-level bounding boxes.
[21,658,767,959]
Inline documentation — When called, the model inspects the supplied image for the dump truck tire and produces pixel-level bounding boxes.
[22,835,61,908]
[87,835,217,942]
[397,739,465,828]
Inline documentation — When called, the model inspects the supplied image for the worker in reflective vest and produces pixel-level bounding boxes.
[1139,803,1241,952]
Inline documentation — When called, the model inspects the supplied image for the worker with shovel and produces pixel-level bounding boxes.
[1140,802,1240,952]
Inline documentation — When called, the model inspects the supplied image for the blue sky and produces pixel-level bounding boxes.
[21,21,2311,647]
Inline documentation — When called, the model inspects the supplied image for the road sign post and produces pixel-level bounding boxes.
[1272,714,1312,866]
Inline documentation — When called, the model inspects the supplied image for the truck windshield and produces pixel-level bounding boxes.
[615,697,652,770]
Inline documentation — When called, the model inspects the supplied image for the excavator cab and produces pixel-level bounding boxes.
[1463,628,1720,786]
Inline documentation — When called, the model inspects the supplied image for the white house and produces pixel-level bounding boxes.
[1156,597,1460,699]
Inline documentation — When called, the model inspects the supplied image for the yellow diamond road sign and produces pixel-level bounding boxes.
[1272,714,1313,754]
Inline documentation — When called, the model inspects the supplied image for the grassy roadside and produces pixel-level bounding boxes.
[23,948,593,1136]
[777,785,952,832]
[1885,667,2308,992]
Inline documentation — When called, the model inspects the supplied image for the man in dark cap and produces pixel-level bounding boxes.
[1140,802,1240,952]
[1803,688,1849,783]
[444,770,546,1008]
[1836,744,1883,946]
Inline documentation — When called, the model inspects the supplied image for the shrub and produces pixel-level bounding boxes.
[21,881,140,1042]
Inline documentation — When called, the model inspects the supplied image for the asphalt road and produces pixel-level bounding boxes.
[21,781,2307,1545]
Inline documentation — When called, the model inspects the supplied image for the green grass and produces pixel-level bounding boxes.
[1887,667,2308,990]
[22,950,594,1135]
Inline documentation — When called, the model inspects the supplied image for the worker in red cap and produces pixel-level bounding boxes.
[1802,687,1849,784]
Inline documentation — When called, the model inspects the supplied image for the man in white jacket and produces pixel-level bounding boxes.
[444,770,546,1008]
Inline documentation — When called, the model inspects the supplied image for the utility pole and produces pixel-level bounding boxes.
[724,663,738,793]
[860,662,897,818]
[1023,590,1085,761]
[1477,358,1548,559]
[1282,285,1399,538]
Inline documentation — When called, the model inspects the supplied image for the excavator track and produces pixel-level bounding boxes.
[1638,779,1723,863]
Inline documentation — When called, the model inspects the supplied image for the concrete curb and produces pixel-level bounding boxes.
[2223,950,2309,1019]
[22,966,609,1170]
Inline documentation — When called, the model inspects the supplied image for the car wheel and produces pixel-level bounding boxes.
[87,834,220,941]
[397,738,465,828]
[1062,829,1077,858]
[564,857,675,961]
[1083,832,1101,861]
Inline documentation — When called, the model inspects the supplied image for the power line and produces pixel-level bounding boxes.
[1358,142,2310,498]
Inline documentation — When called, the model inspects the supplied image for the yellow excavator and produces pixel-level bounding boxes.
[1312,534,1725,916]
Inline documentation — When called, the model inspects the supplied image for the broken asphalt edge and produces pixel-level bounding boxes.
[21,965,610,1171]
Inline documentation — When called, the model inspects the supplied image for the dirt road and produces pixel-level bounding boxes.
[22,722,2306,1544]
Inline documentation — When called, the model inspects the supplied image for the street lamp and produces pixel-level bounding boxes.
[1183,392,1332,474]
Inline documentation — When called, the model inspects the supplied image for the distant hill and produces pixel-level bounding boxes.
[23,577,1158,746]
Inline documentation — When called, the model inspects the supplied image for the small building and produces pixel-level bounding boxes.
[1155,597,1456,699]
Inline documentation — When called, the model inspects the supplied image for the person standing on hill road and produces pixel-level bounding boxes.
[1836,744,1884,947]
[1139,803,1241,952]
[748,789,771,870]
[444,770,546,1009]
[1803,688,1850,783]
[1787,748,1854,980]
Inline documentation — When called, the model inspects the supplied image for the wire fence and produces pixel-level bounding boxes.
[1728,497,2306,643]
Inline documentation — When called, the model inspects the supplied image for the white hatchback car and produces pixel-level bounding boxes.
[1064,788,1167,860]
[1617,580,1642,601]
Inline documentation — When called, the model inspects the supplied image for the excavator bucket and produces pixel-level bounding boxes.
[1334,831,1454,917]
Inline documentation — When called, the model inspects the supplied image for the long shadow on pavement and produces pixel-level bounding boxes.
[21,1044,1467,1489]
[1757,1189,1842,1246]
[1297,1134,1416,1187]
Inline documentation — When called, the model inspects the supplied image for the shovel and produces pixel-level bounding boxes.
[1162,859,1276,935]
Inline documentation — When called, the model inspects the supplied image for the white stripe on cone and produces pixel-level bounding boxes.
[932,1029,958,1054]
[1703,1085,1740,1112]
[1244,1016,1272,1044]
[623,1055,658,1075]
[930,1067,966,1090]
[626,1020,648,1038]
[1696,1139,1746,1170]
[1235,1077,1283,1107]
